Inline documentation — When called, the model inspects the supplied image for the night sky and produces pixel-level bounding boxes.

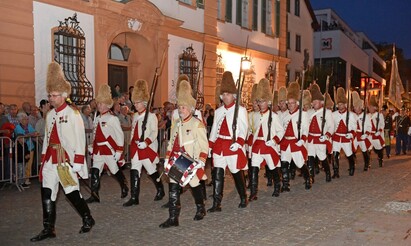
[310,0,411,59]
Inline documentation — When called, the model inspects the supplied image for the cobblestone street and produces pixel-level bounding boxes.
[1,153,411,245]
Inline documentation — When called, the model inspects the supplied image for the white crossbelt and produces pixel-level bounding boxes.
[217,135,232,140]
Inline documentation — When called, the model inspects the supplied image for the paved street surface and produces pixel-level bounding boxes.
[1,153,411,245]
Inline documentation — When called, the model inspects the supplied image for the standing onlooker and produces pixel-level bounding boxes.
[118,105,132,161]
[19,102,31,116]
[0,102,13,180]
[112,101,121,117]
[394,107,411,155]
[113,84,122,98]
[383,106,393,158]
[6,104,19,127]
[14,113,38,188]
[28,105,41,129]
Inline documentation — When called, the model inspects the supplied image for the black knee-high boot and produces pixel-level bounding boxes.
[348,154,356,176]
[30,188,56,242]
[265,165,273,186]
[281,161,290,192]
[248,166,259,201]
[332,152,340,178]
[159,183,181,228]
[307,156,316,184]
[375,148,383,167]
[66,190,95,234]
[362,151,370,171]
[207,167,224,212]
[301,165,312,190]
[232,170,248,208]
[272,168,281,197]
[322,158,331,182]
[199,180,207,201]
[149,172,165,201]
[86,168,100,203]
[191,184,206,221]
[289,161,296,180]
[314,156,321,174]
[114,170,129,198]
[123,170,140,206]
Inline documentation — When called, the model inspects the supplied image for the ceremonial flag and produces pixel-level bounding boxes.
[388,45,405,109]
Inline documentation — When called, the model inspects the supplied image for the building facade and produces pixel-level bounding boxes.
[0,0,290,109]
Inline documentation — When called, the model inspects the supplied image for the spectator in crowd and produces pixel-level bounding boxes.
[113,84,122,98]
[0,102,13,180]
[206,108,214,133]
[6,104,19,127]
[19,102,31,116]
[28,105,41,128]
[118,105,132,161]
[112,100,121,117]
[383,106,393,158]
[394,107,411,155]
[123,92,133,111]
[14,112,38,188]
[35,99,50,153]
[81,105,94,135]
[89,99,97,116]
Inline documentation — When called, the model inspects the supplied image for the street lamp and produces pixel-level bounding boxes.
[241,56,251,71]
[122,33,131,61]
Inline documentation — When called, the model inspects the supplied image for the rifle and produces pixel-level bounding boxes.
[321,74,331,135]
[361,80,370,135]
[232,36,249,143]
[140,49,167,142]
[297,50,309,140]
[346,78,351,134]
[267,61,277,141]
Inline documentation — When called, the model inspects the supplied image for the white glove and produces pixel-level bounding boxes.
[265,140,275,147]
[374,131,381,137]
[361,134,368,140]
[208,148,212,158]
[319,136,327,142]
[87,145,93,155]
[197,160,205,168]
[296,140,304,147]
[72,164,82,173]
[345,133,353,139]
[229,143,241,152]
[114,152,122,162]
[137,141,147,149]
[163,159,169,168]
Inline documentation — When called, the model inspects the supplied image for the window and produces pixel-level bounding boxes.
[217,0,222,19]
[179,0,191,4]
[53,13,93,104]
[241,0,249,27]
[275,0,280,36]
[261,0,272,35]
[196,0,204,9]
[236,0,242,25]
[226,0,232,23]
[252,0,258,30]
[295,34,301,52]
[109,44,125,60]
[286,0,290,13]
[286,31,290,49]
[294,0,300,16]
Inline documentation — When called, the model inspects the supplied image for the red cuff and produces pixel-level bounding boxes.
[74,154,85,164]
[301,135,307,142]
[144,138,152,145]
[326,132,332,139]
[237,137,245,146]
[247,135,254,145]
[208,140,214,148]
[273,136,281,144]
[199,152,207,161]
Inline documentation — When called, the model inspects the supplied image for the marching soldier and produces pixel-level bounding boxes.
[352,91,372,171]
[306,83,334,183]
[123,79,164,207]
[331,87,357,177]
[159,80,208,228]
[249,78,284,200]
[394,107,410,155]
[280,81,312,191]
[208,71,249,212]
[86,85,129,203]
[31,62,94,242]
[368,95,385,167]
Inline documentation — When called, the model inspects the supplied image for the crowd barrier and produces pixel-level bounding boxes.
[0,128,171,192]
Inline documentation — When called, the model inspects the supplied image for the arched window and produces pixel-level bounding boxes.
[109,44,126,61]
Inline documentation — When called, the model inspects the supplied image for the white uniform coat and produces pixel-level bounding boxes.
[307,108,334,160]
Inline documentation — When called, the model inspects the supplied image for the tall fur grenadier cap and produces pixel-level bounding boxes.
[286,81,300,101]
[176,74,190,98]
[46,62,71,96]
[278,86,287,102]
[303,90,312,108]
[220,71,237,95]
[250,84,258,103]
[177,80,196,108]
[351,91,363,108]
[369,95,379,107]
[132,79,149,103]
[336,87,347,104]
[324,93,334,108]
[273,90,279,106]
[215,85,221,106]
[310,83,324,101]
[256,78,272,102]
[95,84,114,108]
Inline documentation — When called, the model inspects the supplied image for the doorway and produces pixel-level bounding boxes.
[108,64,128,98]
